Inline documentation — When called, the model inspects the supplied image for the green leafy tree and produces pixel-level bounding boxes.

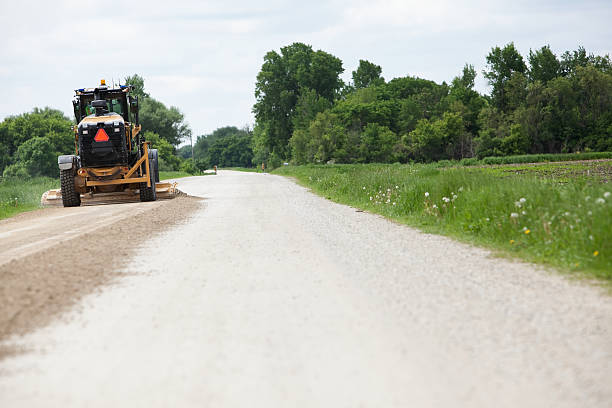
[253,42,344,158]
[208,134,253,167]
[3,137,55,178]
[144,131,182,171]
[352,59,384,89]
[0,108,73,177]
[484,43,527,112]
[122,74,189,147]
[528,45,560,83]
[124,74,149,99]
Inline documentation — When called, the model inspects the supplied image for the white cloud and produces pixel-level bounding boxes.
[1,0,610,137]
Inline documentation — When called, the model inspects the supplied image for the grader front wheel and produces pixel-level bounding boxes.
[60,169,81,207]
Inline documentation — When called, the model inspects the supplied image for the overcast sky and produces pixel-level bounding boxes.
[1,0,610,140]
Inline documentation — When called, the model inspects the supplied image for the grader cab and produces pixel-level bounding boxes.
[44,80,178,207]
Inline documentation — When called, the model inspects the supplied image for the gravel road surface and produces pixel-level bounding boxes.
[1,171,611,407]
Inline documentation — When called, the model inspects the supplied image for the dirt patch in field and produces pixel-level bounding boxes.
[0,196,202,359]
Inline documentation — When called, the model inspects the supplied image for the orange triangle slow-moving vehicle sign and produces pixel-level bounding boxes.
[94,128,109,142]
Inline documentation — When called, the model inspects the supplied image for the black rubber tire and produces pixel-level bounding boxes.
[60,168,81,207]
[139,158,157,202]
[150,149,160,183]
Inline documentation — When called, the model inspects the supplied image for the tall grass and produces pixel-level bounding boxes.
[0,177,58,220]
[274,164,612,281]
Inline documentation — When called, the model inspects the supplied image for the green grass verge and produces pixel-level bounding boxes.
[273,163,612,282]
[159,171,196,180]
[0,177,58,220]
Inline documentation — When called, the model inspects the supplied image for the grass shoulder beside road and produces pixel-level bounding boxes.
[274,161,612,282]
[0,171,197,221]
[159,170,194,180]
[0,177,58,221]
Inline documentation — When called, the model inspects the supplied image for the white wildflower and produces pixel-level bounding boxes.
[486,218,490,222]
[587,211,593,216]
[589,235,594,241]
[425,192,430,197]
[362,186,366,190]
[443,197,450,203]
[458,187,464,192]
[522,226,528,231]
[604,191,610,198]
[392,202,396,206]
[519,197,526,203]
[452,194,458,200]
[369,196,373,201]
[521,211,527,215]
[510,212,519,218]
[564,212,570,216]
[515,201,522,208]
[432,204,438,209]
[596,197,605,204]
[395,185,399,189]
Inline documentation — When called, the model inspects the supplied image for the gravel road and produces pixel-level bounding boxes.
[1,171,611,407]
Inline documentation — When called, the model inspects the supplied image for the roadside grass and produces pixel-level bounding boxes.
[159,171,196,180]
[274,163,612,282]
[0,177,58,220]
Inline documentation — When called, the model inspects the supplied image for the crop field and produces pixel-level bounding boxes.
[274,160,612,281]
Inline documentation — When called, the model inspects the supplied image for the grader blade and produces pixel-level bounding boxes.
[41,182,181,207]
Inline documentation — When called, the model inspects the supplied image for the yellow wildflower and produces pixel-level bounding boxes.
[509,239,515,244]
[593,250,599,257]
[524,229,531,235]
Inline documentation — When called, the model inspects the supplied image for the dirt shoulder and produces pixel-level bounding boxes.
[0,196,202,358]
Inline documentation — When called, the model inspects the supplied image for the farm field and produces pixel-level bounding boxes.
[274,160,612,281]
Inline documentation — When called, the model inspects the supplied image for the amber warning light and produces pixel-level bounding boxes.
[94,128,109,142]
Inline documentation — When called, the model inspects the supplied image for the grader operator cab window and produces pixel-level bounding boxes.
[109,98,123,115]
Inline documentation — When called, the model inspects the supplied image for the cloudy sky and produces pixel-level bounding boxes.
[1,0,610,140]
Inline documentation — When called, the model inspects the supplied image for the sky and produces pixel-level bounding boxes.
[1,0,610,141]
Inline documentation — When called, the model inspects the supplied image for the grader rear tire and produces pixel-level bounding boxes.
[139,159,157,202]
[60,169,81,207]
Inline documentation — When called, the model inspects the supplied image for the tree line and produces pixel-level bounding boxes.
[2,43,610,178]
[252,42,612,165]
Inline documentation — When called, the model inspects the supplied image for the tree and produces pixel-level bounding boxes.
[528,45,560,83]
[144,131,182,171]
[208,134,253,167]
[0,108,73,177]
[484,43,527,112]
[253,42,344,158]
[122,74,189,147]
[139,98,189,146]
[124,74,149,99]
[352,59,384,89]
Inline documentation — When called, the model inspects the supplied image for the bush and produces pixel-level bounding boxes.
[180,159,197,175]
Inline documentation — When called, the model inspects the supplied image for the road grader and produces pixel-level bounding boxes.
[42,80,178,207]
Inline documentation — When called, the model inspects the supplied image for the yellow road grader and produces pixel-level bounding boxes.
[42,80,178,207]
